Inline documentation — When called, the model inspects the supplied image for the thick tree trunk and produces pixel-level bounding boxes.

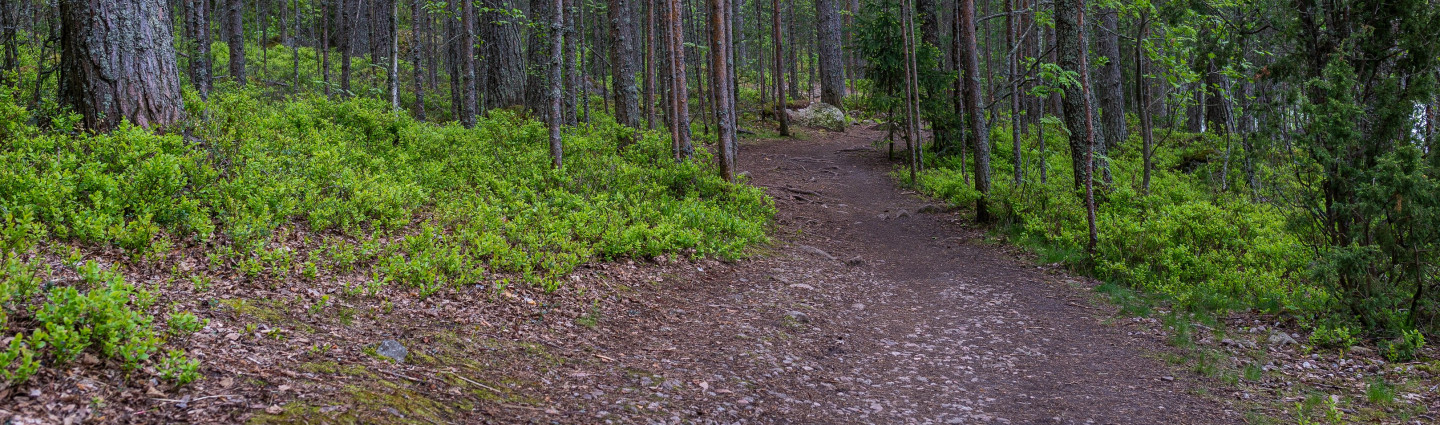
[959,0,990,222]
[1008,0,1021,184]
[814,0,843,108]
[483,0,525,110]
[528,0,557,116]
[609,0,641,142]
[1055,0,1104,189]
[917,0,936,47]
[59,0,185,131]
[1095,8,1126,149]
[227,0,246,85]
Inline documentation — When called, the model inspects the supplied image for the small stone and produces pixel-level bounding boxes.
[376,339,408,363]
[852,303,865,311]
[265,405,284,414]
[784,311,811,323]
[788,283,816,291]
[1268,332,1298,346]
[1161,376,1175,382]
[918,204,949,214]
[894,210,911,218]
[845,256,865,266]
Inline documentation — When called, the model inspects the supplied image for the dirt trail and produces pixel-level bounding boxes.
[46,127,1240,424]
[528,127,1239,424]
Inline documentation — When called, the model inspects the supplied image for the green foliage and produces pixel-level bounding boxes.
[1308,325,1358,350]
[30,262,162,369]
[0,335,38,384]
[167,311,209,337]
[1366,377,1396,405]
[916,122,1319,317]
[1381,329,1426,362]
[158,349,201,386]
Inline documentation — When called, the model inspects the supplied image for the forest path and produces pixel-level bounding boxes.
[523,126,1241,424]
[606,126,1237,424]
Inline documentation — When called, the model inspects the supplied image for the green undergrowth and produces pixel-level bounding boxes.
[907,118,1327,326]
[0,81,773,387]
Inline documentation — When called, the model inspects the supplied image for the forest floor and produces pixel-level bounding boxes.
[18,125,1433,424]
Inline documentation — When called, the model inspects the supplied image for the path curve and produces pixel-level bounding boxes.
[546,127,1239,424]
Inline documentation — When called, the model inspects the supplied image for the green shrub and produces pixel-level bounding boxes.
[1381,329,1425,362]
[1309,325,1359,349]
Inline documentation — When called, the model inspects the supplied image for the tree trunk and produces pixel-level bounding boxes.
[959,0,989,222]
[1008,0,1021,184]
[227,0,246,85]
[667,0,691,159]
[189,0,213,98]
[1137,15,1154,193]
[412,0,426,119]
[1055,0,1103,190]
[609,0,641,143]
[645,0,657,128]
[1076,2,1098,252]
[59,0,185,131]
[340,0,352,94]
[461,0,478,126]
[917,0,936,47]
[1095,7,1126,149]
[815,0,843,108]
[483,0,525,109]
[772,0,787,136]
[710,0,735,180]
[549,0,565,168]
[527,0,557,116]
[565,0,580,124]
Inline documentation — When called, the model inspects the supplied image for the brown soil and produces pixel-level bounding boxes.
[1,127,1241,424]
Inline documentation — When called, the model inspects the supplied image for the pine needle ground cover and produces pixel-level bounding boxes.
[0,87,773,388]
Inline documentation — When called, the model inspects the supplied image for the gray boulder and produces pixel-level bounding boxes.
[788,102,846,131]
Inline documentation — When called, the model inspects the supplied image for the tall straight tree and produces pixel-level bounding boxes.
[771,0,787,136]
[815,0,844,108]
[1007,0,1021,184]
[958,0,989,221]
[666,0,691,159]
[188,0,213,98]
[548,0,565,168]
[412,0,426,120]
[710,0,735,180]
[227,0,246,85]
[1076,1,1098,252]
[58,0,185,131]
[460,0,478,126]
[645,0,657,128]
[609,0,642,145]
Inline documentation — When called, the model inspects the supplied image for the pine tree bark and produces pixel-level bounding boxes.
[771,0,787,136]
[59,0,185,131]
[710,0,735,180]
[227,0,246,85]
[460,0,478,126]
[189,0,213,98]
[1095,7,1126,149]
[666,0,691,159]
[483,0,525,109]
[1055,0,1103,189]
[340,0,353,94]
[814,0,843,108]
[958,0,990,222]
[645,0,657,128]
[609,0,641,142]
[549,0,565,168]
[527,0,557,116]
[412,0,426,120]
[1008,0,1021,184]
[564,0,579,124]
